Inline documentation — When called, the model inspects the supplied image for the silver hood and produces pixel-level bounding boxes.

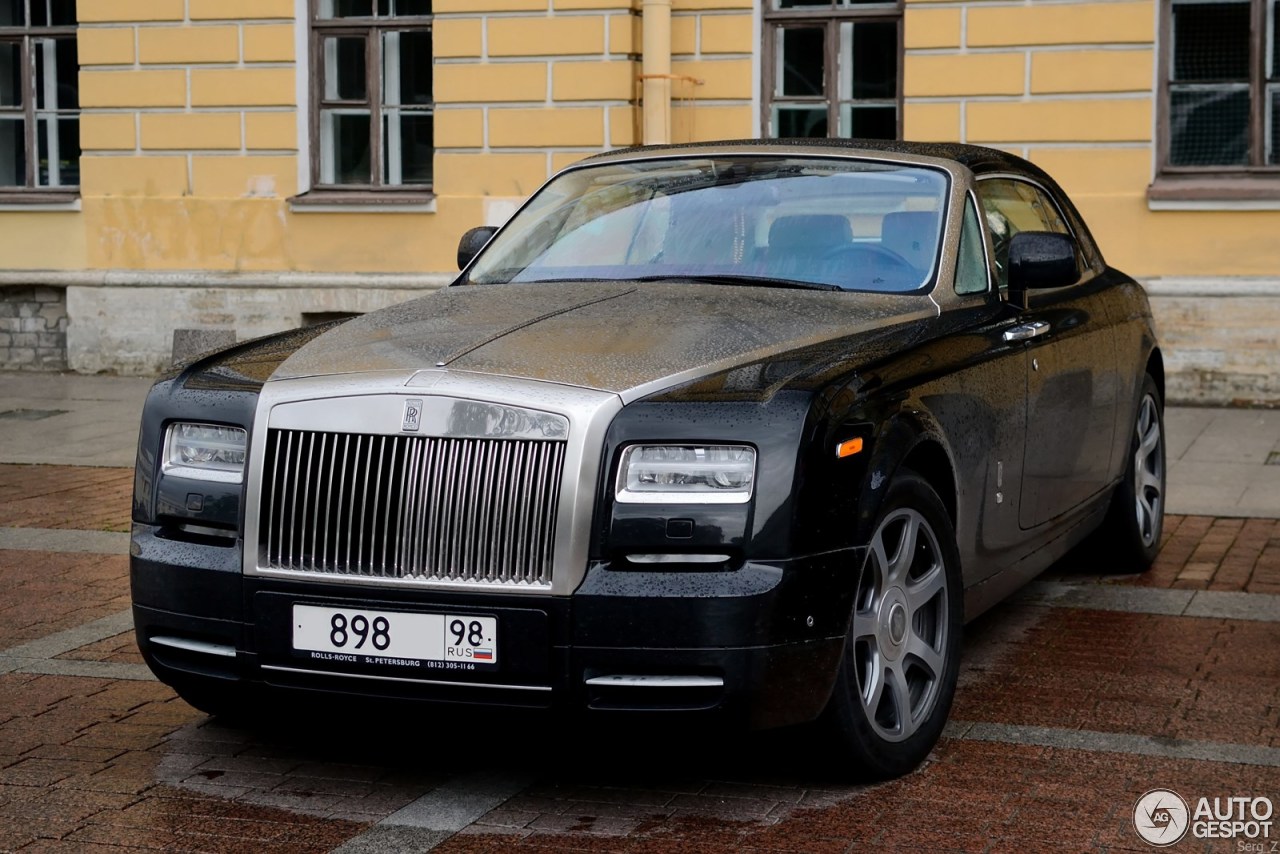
[273,281,937,401]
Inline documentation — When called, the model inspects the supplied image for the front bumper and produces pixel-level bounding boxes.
[130,523,860,730]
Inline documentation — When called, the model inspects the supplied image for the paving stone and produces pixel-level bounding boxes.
[0,551,130,649]
[0,464,133,531]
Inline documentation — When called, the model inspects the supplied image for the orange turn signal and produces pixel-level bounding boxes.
[836,437,864,459]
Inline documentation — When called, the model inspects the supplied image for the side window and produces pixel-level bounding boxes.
[953,195,988,296]
[976,178,1072,289]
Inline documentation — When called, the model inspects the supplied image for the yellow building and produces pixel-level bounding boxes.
[0,0,1275,403]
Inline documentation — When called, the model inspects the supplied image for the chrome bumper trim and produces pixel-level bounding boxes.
[150,636,238,658]
[584,675,725,688]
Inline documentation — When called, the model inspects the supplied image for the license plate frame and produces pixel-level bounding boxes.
[291,604,499,672]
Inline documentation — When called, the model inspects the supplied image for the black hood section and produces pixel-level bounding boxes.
[172,320,352,393]
[274,281,938,397]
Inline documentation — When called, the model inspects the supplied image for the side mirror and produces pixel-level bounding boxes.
[1007,231,1078,307]
[457,226,498,271]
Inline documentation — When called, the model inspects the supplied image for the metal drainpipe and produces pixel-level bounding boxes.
[641,0,672,145]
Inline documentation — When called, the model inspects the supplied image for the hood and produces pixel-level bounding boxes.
[273,281,937,400]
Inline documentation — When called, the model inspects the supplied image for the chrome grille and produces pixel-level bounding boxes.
[258,429,566,587]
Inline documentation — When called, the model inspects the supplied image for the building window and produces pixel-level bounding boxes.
[0,0,79,195]
[1158,0,1279,175]
[311,0,433,193]
[762,0,902,140]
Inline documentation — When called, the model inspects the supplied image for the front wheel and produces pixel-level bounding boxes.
[819,470,963,780]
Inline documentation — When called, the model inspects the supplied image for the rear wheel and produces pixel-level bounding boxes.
[1096,374,1166,571]
[820,470,962,780]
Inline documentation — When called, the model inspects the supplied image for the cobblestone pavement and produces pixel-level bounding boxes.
[0,462,1277,852]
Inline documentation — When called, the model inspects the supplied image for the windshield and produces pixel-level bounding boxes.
[466,156,950,293]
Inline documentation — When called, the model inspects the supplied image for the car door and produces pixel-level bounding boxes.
[925,192,1031,585]
[976,177,1119,530]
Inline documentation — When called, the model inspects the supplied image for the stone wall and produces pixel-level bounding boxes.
[1146,281,1280,406]
[0,287,68,371]
[64,278,445,375]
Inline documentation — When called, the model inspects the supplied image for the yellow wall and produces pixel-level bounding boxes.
[0,213,85,270]
[902,0,1280,278]
[73,1,484,274]
[77,2,306,271]
[58,0,756,276]
[4,2,1277,281]
[433,0,754,219]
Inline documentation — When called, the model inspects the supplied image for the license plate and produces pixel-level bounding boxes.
[292,605,498,669]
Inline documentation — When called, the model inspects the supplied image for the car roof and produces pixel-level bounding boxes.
[583,138,1058,185]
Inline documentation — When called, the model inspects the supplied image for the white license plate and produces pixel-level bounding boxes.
[292,605,498,668]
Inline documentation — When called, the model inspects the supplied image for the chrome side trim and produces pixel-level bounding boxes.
[584,675,725,688]
[244,370,622,597]
[625,554,731,564]
[150,636,237,658]
[262,664,552,692]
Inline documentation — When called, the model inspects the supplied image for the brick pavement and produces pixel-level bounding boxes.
[0,464,1277,852]
[955,605,1280,748]
[1045,514,1280,594]
[0,674,368,853]
[438,742,1276,854]
[0,672,469,852]
[0,551,130,648]
[54,633,143,666]
[0,465,133,533]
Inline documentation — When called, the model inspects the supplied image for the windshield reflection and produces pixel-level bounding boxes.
[467,156,950,294]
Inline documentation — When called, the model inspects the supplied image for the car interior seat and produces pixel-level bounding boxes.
[880,210,940,273]
[766,214,853,281]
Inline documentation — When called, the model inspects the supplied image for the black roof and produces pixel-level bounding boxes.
[589,137,1057,185]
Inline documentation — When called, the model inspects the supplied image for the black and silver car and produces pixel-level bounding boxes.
[131,140,1165,779]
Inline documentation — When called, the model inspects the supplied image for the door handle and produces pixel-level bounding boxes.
[1003,320,1051,342]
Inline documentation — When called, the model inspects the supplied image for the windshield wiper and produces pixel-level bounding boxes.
[629,274,845,292]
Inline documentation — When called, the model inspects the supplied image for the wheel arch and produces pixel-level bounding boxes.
[851,405,961,548]
[900,439,957,530]
[1146,347,1165,404]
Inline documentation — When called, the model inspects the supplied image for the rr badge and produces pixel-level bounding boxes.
[402,398,423,432]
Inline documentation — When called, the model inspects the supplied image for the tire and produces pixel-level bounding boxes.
[1095,374,1166,571]
[819,469,963,781]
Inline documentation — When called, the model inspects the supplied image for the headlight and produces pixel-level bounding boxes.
[616,445,756,504]
[163,422,247,483]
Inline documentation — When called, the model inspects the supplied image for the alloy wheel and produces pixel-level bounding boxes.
[1133,393,1164,548]
[850,508,950,743]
